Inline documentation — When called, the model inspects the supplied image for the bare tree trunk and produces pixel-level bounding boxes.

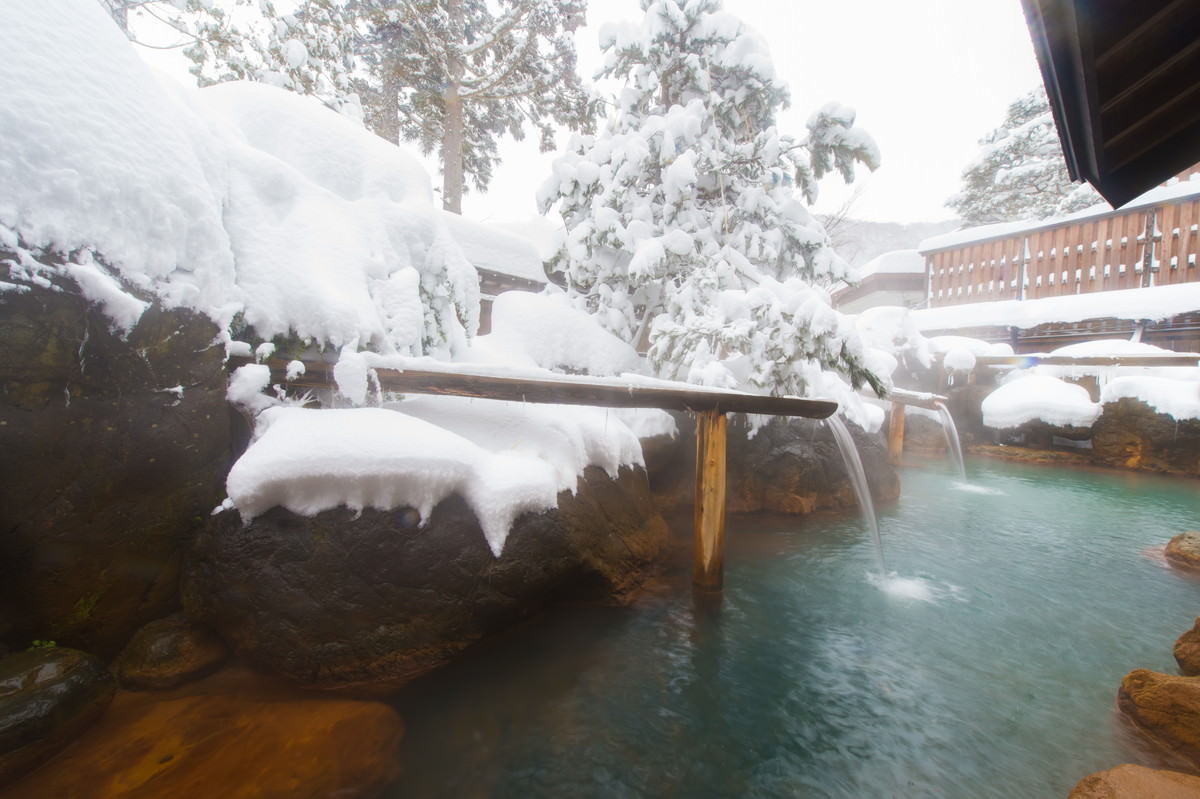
[441,0,465,214]
[442,86,465,213]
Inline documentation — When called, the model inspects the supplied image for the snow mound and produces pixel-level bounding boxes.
[484,290,643,376]
[227,400,644,557]
[981,374,1100,429]
[852,249,925,280]
[1101,377,1200,420]
[1,0,477,354]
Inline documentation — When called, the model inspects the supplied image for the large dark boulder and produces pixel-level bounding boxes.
[1093,398,1200,476]
[182,465,667,693]
[647,414,899,515]
[0,647,115,787]
[0,251,233,657]
[113,614,227,691]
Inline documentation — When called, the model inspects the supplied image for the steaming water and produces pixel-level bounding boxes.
[388,461,1200,799]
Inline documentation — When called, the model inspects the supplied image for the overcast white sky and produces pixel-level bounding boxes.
[135,0,1045,227]
[464,0,1045,226]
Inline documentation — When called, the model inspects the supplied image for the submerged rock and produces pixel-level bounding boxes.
[648,415,899,515]
[0,668,404,799]
[1067,763,1200,798]
[183,465,667,693]
[0,647,115,787]
[113,614,227,691]
[0,258,233,657]
[1178,619,1200,676]
[1166,533,1200,574]
[1093,398,1200,476]
[1118,669,1200,767]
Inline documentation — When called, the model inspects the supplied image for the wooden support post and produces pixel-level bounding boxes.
[887,402,906,465]
[693,408,727,592]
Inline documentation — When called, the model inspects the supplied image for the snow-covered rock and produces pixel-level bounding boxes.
[981,374,1100,430]
[184,465,667,691]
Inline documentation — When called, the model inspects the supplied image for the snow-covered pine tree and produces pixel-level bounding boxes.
[947,86,1103,226]
[357,0,596,213]
[98,0,362,120]
[539,0,884,400]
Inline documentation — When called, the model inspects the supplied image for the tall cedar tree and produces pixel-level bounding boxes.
[539,0,885,401]
[947,86,1102,226]
[358,0,595,212]
[98,0,594,213]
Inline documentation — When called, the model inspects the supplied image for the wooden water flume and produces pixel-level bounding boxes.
[241,358,838,593]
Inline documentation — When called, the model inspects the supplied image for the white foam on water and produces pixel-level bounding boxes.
[869,572,966,604]
[950,481,1006,496]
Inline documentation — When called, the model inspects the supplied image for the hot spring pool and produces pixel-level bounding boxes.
[387,459,1200,798]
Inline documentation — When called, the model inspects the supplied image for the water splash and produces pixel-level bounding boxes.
[826,414,883,574]
[952,482,1005,496]
[868,571,966,604]
[934,400,966,480]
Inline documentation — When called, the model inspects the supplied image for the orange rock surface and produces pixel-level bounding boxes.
[0,668,404,799]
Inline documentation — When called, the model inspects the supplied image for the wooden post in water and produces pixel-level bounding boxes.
[887,402,906,465]
[693,408,727,592]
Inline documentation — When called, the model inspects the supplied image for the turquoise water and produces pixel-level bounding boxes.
[388,460,1200,798]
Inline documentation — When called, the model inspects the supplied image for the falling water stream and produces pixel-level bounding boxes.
[824,414,884,574]
[934,400,968,480]
[387,461,1200,799]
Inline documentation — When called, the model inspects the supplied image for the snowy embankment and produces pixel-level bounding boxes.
[1,0,676,556]
[975,339,1200,429]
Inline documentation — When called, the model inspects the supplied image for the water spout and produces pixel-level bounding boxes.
[825,415,884,575]
[933,400,966,480]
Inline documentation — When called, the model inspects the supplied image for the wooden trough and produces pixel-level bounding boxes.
[240,358,839,593]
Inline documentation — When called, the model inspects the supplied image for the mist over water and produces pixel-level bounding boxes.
[389,461,1200,799]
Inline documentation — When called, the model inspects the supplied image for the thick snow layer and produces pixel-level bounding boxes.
[483,290,643,376]
[853,306,932,368]
[441,212,548,285]
[1101,376,1200,420]
[1030,339,1200,384]
[913,283,1200,333]
[927,335,1013,357]
[942,347,977,373]
[981,374,1100,429]
[227,400,644,557]
[918,176,1200,253]
[0,0,235,305]
[1,0,477,354]
[852,249,925,279]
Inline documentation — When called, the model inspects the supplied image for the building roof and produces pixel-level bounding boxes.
[440,211,548,284]
[1022,0,1200,208]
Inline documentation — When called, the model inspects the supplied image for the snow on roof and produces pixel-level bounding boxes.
[440,211,547,284]
[912,283,1200,333]
[853,249,926,279]
[918,175,1200,253]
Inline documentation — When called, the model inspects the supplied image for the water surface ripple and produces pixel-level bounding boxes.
[389,461,1200,798]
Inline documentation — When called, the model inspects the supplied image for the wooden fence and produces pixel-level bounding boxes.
[923,190,1200,307]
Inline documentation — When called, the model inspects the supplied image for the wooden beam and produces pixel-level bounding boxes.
[235,356,840,596]
[972,354,1200,368]
[693,408,727,592]
[247,358,839,419]
[887,402,906,466]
